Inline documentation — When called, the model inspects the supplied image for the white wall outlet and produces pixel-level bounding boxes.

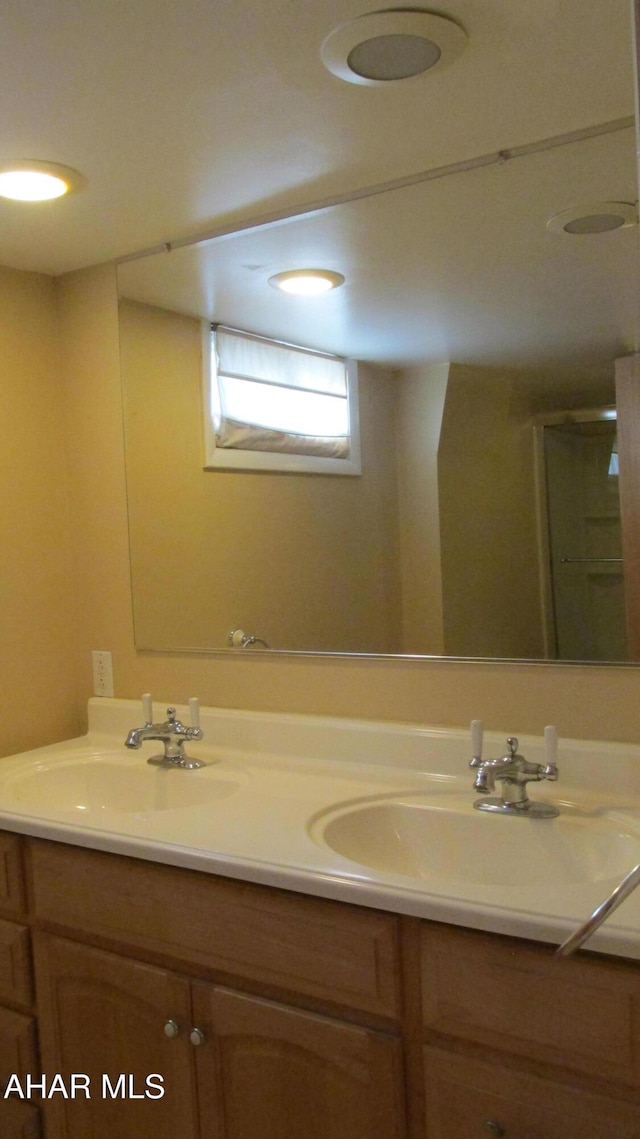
[92,650,114,697]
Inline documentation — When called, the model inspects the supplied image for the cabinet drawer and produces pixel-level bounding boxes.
[0,833,26,917]
[28,840,400,1017]
[0,1007,39,1087]
[421,923,640,1086]
[0,920,33,1006]
[423,1047,640,1139]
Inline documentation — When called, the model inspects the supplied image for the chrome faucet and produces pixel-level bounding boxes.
[469,721,559,818]
[228,628,269,649]
[125,695,206,770]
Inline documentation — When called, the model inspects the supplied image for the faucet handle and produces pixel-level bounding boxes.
[142,693,153,725]
[506,736,519,757]
[189,697,200,730]
[542,724,559,780]
[469,720,484,768]
[544,724,558,763]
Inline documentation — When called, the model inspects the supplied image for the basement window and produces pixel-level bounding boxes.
[202,325,361,474]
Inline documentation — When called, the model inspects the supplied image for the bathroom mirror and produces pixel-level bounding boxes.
[117,11,640,663]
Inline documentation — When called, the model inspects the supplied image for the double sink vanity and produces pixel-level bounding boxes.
[2,697,640,1138]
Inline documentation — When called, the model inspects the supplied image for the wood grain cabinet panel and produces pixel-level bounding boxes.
[0,834,26,918]
[421,923,640,1086]
[0,834,39,1137]
[0,920,33,1007]
[34,934,199,1139]
[1,1099,42,1139]
[0,1006,38,1088]
[193,984,406,1139]
[28,839,400,1017]
[423,1047,640,1139]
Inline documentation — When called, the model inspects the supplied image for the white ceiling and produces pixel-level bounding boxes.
[2,0,638,373]
[118,126,640,375]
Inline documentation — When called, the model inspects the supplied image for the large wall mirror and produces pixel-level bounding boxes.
[117,4,640,663]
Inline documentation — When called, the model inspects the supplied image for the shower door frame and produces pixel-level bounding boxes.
[532,404,619,660]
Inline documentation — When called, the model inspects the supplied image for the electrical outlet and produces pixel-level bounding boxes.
[92,650,114,697]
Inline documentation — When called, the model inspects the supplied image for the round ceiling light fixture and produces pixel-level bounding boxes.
[321,10,467,87]
[547,201,638,236]
[268,269,345,296]
[0,160,86,202]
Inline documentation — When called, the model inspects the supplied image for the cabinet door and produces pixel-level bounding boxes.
[33,934,199,1139]
[1,1099,41,1139]
[192,984,406,1139]
[424,1047,640,1139]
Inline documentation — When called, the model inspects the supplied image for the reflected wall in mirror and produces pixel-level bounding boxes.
[117,16,640,663]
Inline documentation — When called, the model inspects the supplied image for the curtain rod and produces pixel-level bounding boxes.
[115,116,635,266]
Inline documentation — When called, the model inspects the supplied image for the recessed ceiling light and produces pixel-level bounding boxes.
[321,10,467,87]
[0,160,86,202]
[268,269,345,296]
[547,201,638,235]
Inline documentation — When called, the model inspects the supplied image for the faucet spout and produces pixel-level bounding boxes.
[125,725,158,749]
[124,702,206,770]
[469,732,559,818]
[473,768,495,794]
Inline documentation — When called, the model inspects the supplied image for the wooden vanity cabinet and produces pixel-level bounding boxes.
[27,839,406,1139]
[34,933,404,1139]
[419,923,640,1138]
[7,829,640,1139]
[0,833,41,1139]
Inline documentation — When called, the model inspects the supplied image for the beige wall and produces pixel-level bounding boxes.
[0,265,82,755]
[118,299,402,654]
[438,364,545,658]
[6,261,638,755]
[395,363,449,654]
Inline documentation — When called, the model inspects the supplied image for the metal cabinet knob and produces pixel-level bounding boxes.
[164,1019,180,1039]
[189,1027,205,1046]
[484,1123,505,1138]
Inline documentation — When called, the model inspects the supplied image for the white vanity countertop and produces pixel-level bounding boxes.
[1,697,640,960]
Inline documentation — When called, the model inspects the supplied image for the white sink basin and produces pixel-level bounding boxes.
[309,795,640,887]
[3,757,243,815]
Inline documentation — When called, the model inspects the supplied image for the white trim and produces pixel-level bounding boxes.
[531,405,617,427]
[532,422,557,658]
[531,406,619,659]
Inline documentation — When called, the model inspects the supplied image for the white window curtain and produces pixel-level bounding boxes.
[212,326,351,458]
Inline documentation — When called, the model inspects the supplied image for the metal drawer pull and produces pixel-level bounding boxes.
[560,557,623,563]
[164,1019,180,1039]
[484,1123,538,1138]
[190,1027,205,1046]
